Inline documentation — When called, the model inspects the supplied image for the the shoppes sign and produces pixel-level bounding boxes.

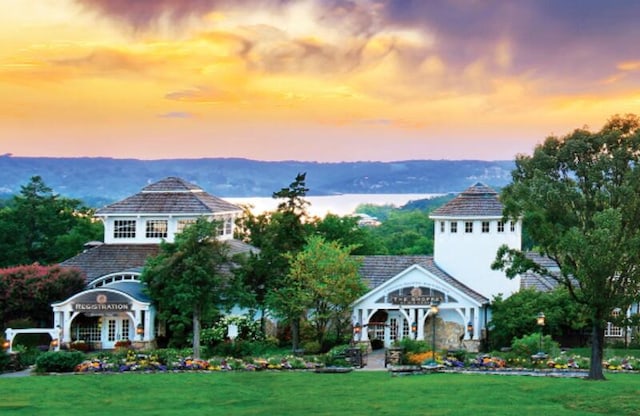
[390,287,442,305]
[72,292,131,312]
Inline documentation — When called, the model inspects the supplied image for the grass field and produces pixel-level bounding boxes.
[1,371,639,415]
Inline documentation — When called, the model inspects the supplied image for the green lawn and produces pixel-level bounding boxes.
[1,371,639,416]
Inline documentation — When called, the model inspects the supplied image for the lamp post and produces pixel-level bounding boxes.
[467,321,473,340]
[536,312,545,353]
[136,323,144,341]
[353,322,361,342]
[411,321,417,340]
[430,302,439,354]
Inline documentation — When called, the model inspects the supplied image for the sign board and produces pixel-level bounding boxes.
[72,291,132,313]
[390,287,442,305]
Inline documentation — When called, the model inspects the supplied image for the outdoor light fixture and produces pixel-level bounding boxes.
[537,312,545,353]
[467,321,473,340]
[353,322,361,341]
[2,340,9,350]
[411,321,417,339]
[136,323,144,340]
[431,302,439,353]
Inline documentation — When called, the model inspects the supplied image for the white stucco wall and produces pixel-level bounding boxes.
[432,217,521,300]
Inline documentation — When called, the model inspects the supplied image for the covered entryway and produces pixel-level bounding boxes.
[352,263,489,351]
[52,281,155,350]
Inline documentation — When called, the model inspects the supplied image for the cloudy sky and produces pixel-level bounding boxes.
[2,0,639,162]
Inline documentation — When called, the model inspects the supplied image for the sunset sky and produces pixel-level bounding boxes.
[2,0,640,162]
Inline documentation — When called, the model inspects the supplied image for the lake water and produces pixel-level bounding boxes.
[226,193,444,217]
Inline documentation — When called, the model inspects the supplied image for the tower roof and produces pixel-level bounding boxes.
[96,177,241,215]
[429,182,503,217]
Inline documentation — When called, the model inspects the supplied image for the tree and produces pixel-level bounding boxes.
[278,235,366,349]
[489,288,588,351]
[368,210,434,254]
[236,173,314,349]
[141,218,232,358]
[314,213,384,255]
[0,264,85,329]
[492,114,640,380]
[0,176,103,267]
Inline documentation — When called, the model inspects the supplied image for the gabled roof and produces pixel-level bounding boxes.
[520,252,561,291]
[60,241,258,285]
[59,244,160,283]
[430,182,503,217]
[96,177,241,215]
[357,255,489,304]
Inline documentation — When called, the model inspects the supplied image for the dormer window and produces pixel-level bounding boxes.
[114,220,136,239]
[146,220,168,238]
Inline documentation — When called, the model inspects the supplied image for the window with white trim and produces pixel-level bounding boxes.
[465,221,473,233]
[402,320,410,339]
[440,221,445,233]
[510,221,516,232]
[390,318,398,341]
[450,222,457,233]
[177,219,196,233]
[497,221,504,233]
[482,221,490,233]
[224,218,233,235]
[146,220,168,238]
[605,309,624,337]
[114,220,136,239]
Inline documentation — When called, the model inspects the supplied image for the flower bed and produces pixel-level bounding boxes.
[74,350,321,373]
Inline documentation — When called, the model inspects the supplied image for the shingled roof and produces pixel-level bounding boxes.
[357,255,489,304]
[59,244,160,283]
[430,182,503,217]
[96,177,241,215]
[60,240,258,285]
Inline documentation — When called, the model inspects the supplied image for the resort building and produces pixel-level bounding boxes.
[51,177,254,350]
[352,183,521,351]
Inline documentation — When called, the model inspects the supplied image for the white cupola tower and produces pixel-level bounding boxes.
[429,182,521,300]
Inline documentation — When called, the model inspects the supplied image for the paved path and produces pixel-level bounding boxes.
[0,367,34,378]
[360,349,386,371]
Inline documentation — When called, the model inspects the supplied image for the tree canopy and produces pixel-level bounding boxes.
[0,176,102,267]
[141,218,233,358]
[492,114,640,380]
[0,264,85,329]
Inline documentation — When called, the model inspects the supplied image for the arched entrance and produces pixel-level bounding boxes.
[51,283,155,350]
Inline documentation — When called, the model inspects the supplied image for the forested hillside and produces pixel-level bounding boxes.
[0,155,513,206]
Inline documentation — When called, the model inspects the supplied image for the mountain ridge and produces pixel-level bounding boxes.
[0,155,515,207]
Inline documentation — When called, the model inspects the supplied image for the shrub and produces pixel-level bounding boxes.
[302,341,321,354]
[392,338,430,354]
[510,333,560,358]
[0,348,11,372]
[35,351,85,373]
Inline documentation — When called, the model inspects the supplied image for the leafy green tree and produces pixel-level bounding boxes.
[489,288,588,351]
[236,173,314,349]
[141,218,232,358]
[314,213,384,255]
[492,114,640,380]
[368,210,434,254]
[0,176,102,267]
[0,264,85,329]
[282,235,366,349]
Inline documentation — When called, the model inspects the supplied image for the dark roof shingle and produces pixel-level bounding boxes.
[430,182,503,217]
[96,177,241,215]
[357,255,489,303]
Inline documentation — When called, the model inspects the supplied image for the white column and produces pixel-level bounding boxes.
[360,309,369,341]
[417,308,426,340]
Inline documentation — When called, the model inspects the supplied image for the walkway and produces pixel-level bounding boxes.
[359,349,386,371]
